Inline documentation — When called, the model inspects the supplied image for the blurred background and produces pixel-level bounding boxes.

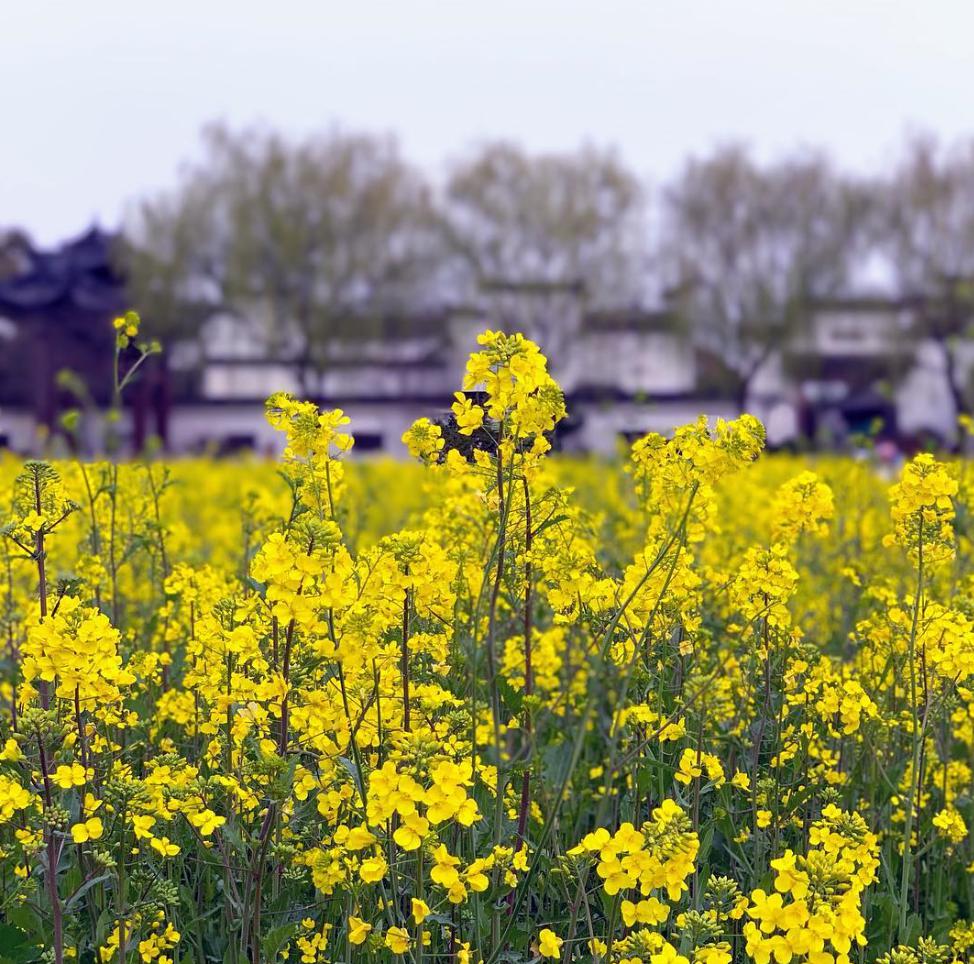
[2,1,974,456]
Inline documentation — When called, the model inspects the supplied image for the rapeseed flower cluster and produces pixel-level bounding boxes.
[3,324,974,963]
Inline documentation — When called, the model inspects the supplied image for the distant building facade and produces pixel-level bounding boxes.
[0,226,970,455]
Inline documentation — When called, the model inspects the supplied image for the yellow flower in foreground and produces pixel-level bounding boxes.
[411,898,430,924]
[0,777,32,821]
[70,817,103,844]
[150,836,181,858]
[131,815,156,840]
[343,824,377,850]
[348,917,371,945]
[538,928,563,959]
[392,812,429,851]
[402,417,445,462]
[934,808,968,846]
[53,763,88,789]
[385,926,411,955]
[731,771,750,791]
[187,808,225,836]
[451,392,485,436]
[359,854,388,884]
[621,896,669,927]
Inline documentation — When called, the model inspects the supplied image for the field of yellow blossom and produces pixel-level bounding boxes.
[3,327,974,964]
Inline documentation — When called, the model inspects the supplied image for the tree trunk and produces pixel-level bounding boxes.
[734,377,750,415]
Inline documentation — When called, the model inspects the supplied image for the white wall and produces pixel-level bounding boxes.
[202,364,301,400]
[0,409,39,451]
[803,307,909,357]
[893,338,974,442]
[564,331,696,395]
[166,404,284,454]
[570,400,740,455]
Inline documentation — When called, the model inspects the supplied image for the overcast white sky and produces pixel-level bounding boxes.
[3,1,973,244]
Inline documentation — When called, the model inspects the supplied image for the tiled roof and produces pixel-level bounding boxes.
[0,226,126,317]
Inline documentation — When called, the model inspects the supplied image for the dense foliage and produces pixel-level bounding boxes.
[4,329,974,964]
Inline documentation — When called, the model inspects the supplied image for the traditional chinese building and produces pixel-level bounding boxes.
[0,227,171,451]
[1,226,969,456]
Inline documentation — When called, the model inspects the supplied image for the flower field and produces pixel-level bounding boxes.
[4,331,974,964]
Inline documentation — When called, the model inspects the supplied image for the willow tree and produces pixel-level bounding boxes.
[878,134,974,422]
[124,124,443,393]
[661,145,868,408]
[442,141,647,363]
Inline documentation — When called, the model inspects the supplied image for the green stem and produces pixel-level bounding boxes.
[898,532,924,943]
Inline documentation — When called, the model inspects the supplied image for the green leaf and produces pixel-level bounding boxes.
[698,823,715,864]
[0,923,40,964]
[4,908,42,942]
[220,821,249,859]
[531,513,568,538]
[337,755,364,797]
[0,923,29,949]
[64,873,113,914]
[262,923,297,963]
[903,912,923,946]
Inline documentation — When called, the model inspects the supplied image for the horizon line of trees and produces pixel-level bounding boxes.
[9,123,974,412]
